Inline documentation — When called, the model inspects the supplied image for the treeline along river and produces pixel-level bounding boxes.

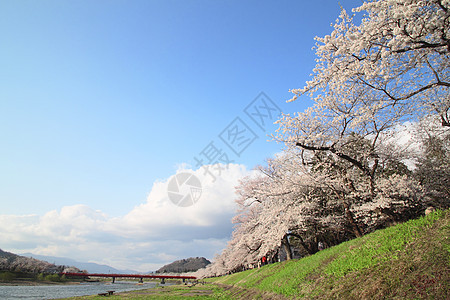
[0,280,160,299]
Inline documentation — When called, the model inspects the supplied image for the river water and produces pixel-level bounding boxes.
[0,281,161,299]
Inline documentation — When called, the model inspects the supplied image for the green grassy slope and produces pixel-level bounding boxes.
[209,209,449,299]
[67,210,449,299]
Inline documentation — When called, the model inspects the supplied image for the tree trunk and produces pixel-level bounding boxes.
[288,233,314,255]
[343,202,363,237]
[270,249,279,263]
[282,235,293,260]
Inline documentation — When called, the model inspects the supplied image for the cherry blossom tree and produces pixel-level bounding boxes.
[199,141,426,277]
[275,0,445,232]
[198,148,426,277]
[198,0,448,278]
[413,116,450,205]
[199,152,348,277]
[289,0,449,127]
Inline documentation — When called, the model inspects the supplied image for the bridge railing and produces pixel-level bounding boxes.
[60,272,197,280]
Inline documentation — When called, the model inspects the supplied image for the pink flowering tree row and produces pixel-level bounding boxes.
[197,0,449,278]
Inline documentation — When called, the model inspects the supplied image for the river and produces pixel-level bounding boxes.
[0,281,161,299]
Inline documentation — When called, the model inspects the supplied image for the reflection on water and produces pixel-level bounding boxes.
[0,281,161,299]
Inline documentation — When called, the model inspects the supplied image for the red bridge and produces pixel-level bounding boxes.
[61,272,197,284]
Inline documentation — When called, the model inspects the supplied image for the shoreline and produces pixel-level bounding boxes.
[0,280,83,286]
[0,278,181,286]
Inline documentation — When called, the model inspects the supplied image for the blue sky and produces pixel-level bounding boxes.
[0,0,361,270]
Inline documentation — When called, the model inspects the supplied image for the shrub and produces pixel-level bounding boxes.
[0,271,17,281]
[44,274,65,282]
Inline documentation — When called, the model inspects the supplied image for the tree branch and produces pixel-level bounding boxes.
[295,142,372,177]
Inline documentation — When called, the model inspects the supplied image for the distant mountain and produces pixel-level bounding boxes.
[21,253,136,274]
[0,249,63,273]
[156,257,211,273]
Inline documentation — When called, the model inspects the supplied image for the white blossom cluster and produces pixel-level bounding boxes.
[197,0,449,278]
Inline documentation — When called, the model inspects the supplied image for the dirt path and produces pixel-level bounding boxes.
[112,282,290,299]
[214,283,290,299]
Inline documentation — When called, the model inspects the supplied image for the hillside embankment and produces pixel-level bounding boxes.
[65,209,449,299]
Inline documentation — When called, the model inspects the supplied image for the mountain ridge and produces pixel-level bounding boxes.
[0,249,64,273]
[19,253,137,274]
[156,257,211,273]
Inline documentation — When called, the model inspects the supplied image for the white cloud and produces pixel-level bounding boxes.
[0,164,250,272]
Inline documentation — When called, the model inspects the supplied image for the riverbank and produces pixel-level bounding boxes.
[62,210,449,299]
[0,279,82,286]
[0,277,177,286]
[60,281,288,299]
[61,283,222,299]
[0,281,160,299]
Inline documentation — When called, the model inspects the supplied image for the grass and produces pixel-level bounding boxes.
[61,284,231,299]
[208,209,449,299]
[66,209,449,299]
[324,210,445,277]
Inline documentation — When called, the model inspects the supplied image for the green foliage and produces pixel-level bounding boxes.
[36,273,45,281]
[42,273,66,282]
[0,271,16,281]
